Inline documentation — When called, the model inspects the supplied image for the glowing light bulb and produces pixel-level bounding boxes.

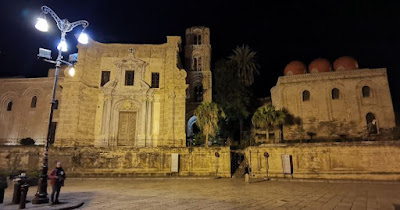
[35,17,48,32]
[78,32,89,44]
[57,40,68,52]
[68,67,75,77]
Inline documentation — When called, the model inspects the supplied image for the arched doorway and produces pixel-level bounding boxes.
[187,116,197,137]
[186,116,200,146]
[366,113,378,134]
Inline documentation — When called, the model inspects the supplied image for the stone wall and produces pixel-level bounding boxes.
[0,146,231,178]
[271,68,396,140]
[0,77,63,145]
[245,141,400,180]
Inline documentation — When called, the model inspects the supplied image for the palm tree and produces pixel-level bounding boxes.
[228,45,260,87]
[194,102,226,147]
[251,104,285,143]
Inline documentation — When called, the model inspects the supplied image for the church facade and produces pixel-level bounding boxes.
[270,57,396,141]
[0,26,212,147]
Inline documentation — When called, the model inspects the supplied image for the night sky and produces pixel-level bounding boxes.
[0,0,399,118]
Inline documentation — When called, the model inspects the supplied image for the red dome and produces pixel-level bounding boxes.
[333,56,359,71]
[308,58,332,73]
[284,61,307,76]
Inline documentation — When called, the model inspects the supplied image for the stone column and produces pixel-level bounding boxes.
[137,98,147,147]
[100,97,112,147]
[152,96,160,147]
[146,97,153,147]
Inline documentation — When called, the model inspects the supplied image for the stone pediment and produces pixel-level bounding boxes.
[114,52,148,76]
[101,79,151,96]
[102,50,150,95]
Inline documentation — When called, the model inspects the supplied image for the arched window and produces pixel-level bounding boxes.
[332,88,340,100]
[194,85,203,102]
[197,57,202,71]
[302,90,310,101]
[362,86,371,98]
[198,35,202,44]
[193,58,198,71]
[31,96,37,108]
[193,35,197,45]
[7,101,12,111]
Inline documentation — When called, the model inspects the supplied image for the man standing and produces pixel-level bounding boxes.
[49,161,66,204]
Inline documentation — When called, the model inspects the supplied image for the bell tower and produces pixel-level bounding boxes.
[184,26,212,122]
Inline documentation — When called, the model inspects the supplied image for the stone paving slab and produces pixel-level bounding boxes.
[1,178,400,209]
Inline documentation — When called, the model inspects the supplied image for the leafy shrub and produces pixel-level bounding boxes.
[191,133,205,146]
[26,169,40,178]
[20,138,35,146]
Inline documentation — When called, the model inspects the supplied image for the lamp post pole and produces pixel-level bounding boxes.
[32,6,88,204]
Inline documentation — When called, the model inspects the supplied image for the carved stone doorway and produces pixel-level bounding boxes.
[118,111,137,146]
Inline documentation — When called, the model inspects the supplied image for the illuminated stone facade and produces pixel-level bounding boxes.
[271,65,396,141]
[0,70,63,145]
[55,36,188,147]
[0,27,212,147]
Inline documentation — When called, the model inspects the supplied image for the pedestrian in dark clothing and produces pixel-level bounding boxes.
[49,161,66,204]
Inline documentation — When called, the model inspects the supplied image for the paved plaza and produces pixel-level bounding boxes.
[2,178,400,209]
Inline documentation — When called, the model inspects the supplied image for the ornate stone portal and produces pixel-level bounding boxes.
[98,52,156,147]
[117,111,137,146]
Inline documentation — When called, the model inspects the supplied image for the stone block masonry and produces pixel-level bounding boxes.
[245,141,400,181]
[0,146,231,178]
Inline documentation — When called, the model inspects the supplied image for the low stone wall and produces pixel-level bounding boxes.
[245,141,400,181]
[0,146,231,178]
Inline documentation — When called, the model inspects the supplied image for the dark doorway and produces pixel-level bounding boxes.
[230,151,245,178]
[366,113,378,134]
[192,123,199,134]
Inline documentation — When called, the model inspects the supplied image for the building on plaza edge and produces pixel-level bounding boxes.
[0,26,212,147]
[265,56,396,143]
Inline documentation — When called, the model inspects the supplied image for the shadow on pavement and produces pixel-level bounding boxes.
[394,203,400,210]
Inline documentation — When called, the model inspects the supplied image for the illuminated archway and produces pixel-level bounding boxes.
[187,115,197,137]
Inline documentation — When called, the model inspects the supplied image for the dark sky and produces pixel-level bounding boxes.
[0,0,399,115]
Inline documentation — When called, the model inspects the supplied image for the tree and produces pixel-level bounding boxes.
[251,104,285,143]
[213,59,251,143]
[228,45,260,87]
[194,102,226,147]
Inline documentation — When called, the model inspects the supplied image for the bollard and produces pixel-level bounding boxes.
[19,184,29,209]
[0,188,4,204]
[12,180,21,204]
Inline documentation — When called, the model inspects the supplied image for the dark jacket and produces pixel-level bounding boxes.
[49,167,66,186]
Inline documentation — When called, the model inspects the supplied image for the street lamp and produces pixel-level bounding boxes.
[32,5,89,204]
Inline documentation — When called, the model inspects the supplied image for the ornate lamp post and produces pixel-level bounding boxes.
[32,6,89,204]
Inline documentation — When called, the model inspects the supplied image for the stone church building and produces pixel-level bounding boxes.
[0,26,212,147]
[270,56,396,141]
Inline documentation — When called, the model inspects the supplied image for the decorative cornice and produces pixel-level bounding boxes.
[0,77,57,83]
[84,37,169,49]
[277,68,387,85]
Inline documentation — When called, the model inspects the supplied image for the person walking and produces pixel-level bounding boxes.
[49,161,66,204]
